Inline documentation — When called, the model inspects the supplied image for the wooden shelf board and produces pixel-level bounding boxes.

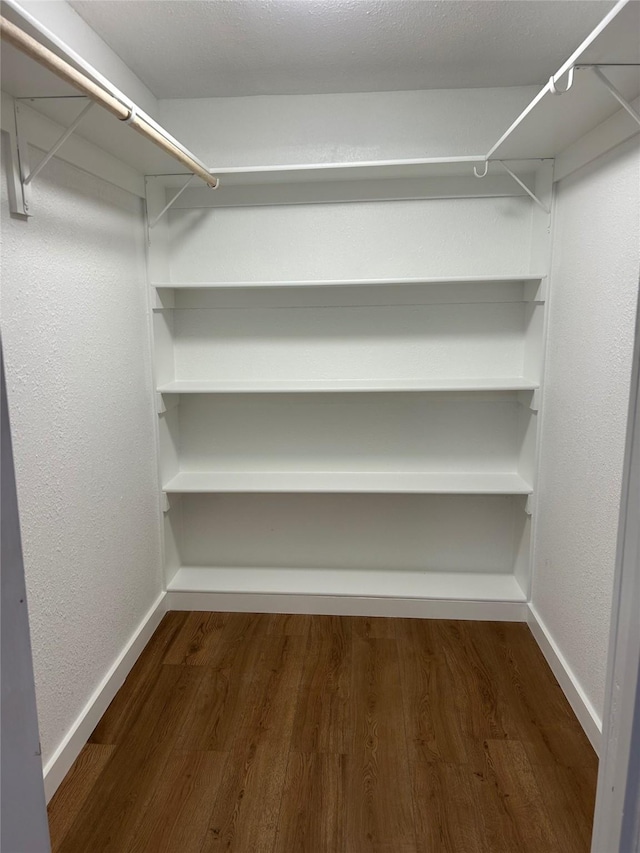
[153,274,545,290]
[163,471,533,495]
[158,377,539,394]
[167,566,527,602]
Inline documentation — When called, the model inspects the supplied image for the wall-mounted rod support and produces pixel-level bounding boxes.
[23,100,94,185]
[590,66,640,127]
[149,175,196,229]
[4,0,209,178]
[0,15,219,188]
[473,160,550,213]
[497,162,550,214]
[549,65,575,95]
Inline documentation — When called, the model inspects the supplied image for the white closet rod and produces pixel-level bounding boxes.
[0,12,218,189]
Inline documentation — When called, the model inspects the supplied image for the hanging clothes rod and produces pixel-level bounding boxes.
[0,14,218,189]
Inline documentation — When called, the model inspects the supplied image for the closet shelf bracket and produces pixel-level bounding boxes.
[518,389,540,412]
[473,159,550,214]
[155,392,179,415]
[587,65,640,128]
[148,174,197,229]
[525,495,535,516]
[496,162,550,214]
[10,98,94,216]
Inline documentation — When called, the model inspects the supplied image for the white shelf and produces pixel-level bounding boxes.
[488,1,640,160]
[163,156,492,187]
[158,377,539,394]
[167,566,527,602]
[153,274,545,290]
[163,471,533,495]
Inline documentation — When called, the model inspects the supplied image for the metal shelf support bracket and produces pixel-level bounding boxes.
[497,161,550,214]
[474,159,550,214]
[148,174,196,229]
[590,66,640,128]
[10,98,94,216]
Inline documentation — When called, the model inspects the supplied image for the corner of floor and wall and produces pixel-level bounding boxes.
[1,1,639,806]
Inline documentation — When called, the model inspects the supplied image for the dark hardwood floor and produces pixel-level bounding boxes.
[48,613,598,852]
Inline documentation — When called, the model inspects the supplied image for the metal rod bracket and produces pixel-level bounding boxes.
[497,161,551,214]
[589,66,640,128]
[148,174,196,229]
[11,98,95,215]
[474,159,550,214]
[23,99,94,186]
[4,102,28,216]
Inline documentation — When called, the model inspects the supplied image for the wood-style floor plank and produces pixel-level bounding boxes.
[58,666,205,853]
[397,618,469,764]
[173,619,270,754]
[530,762,598,853]
[410,761,488,853]
[199,635,306,853]
[291,616,352,753]
[127,752,227,853]
[48,613,598,853]
[351,615,398,639]
[273,753,346,853]
[89,611,189,745]
[346,637,417,852]
[46,744,115,850]
[267,611,312,637]
[162,611,229,666]
[483,739,560,853]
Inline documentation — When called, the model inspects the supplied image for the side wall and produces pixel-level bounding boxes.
[532,136,640,735]
[0,146,162,789]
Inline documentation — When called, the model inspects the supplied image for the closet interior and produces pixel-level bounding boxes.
[1,0,639,835]
[1,0,638,615]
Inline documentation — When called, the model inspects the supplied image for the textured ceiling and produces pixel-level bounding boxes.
[70,0,616,98]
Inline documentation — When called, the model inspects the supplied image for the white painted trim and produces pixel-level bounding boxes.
[527,603,602,752]
[165,590,527,622]
[42,592,168,802]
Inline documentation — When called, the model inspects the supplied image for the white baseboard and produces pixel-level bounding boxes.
[165,590,528,622]
[526,603,602,753]
[42,592,168,802]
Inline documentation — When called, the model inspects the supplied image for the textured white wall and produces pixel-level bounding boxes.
[159,87,538,166]
[168,196,534,282]
[533,137,640,720]
[0,146,162,767]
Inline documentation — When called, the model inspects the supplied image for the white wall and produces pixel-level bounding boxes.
[168,196,535,282]
[159,87,538,166]
[533,136,640,723]
[0,146,162,771]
